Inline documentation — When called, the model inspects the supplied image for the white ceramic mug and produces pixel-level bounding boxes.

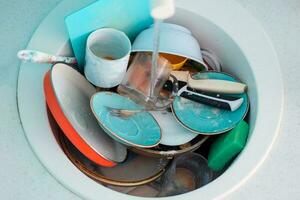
[85,28,131,88]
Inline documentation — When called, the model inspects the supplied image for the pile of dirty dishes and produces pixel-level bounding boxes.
[21,20,250,197]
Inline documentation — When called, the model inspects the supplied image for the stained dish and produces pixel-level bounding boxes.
[158,153,213,197]
[172,72,249,135]
[44,63,127,167]
[57,130,168,187]
[91,92,161,148]
[132,135,209,158]
[150,111,197,146]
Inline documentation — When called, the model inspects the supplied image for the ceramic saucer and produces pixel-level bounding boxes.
[44,63,127,167]
[150,111,197,146]
[171,72,249,135]
[91,92,161,148]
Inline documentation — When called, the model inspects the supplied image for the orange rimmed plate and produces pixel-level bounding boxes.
[43,63,127,167]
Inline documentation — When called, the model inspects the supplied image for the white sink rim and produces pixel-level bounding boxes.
[17,0,284,200]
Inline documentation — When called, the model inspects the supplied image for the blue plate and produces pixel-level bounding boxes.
[91,92,161,148]
[172,72,249,135]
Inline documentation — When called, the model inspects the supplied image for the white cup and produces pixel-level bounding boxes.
[84,28,131,88]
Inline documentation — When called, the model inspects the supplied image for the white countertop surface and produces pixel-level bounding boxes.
[0,0,299,199]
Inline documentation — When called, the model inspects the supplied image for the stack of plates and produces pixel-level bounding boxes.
[171,72,249,135]
[49,111,169,187]
[44,63,249,187]
[44,63,127,167]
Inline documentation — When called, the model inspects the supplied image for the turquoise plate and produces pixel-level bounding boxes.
[91,92,161,148]
[172,72,249,135]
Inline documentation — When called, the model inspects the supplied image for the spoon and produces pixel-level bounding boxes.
[17,50,77,64]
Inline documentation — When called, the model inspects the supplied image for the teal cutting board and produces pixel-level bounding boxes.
[65,0,153,70]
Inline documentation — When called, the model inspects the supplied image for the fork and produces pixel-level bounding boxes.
[106,107,147,118]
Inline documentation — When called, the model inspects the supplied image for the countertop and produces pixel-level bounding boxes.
[0,0,299,199]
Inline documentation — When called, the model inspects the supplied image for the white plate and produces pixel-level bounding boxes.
[150,111,197,146]
[50,63,127,164]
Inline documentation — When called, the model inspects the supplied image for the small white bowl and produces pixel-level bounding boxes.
[132,23,208,70]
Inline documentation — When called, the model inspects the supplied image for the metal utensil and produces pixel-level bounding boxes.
[163,80,244,111]
[188,74,247,94]
[170,71,247,94]
[106,107,147,118]
[17,50,77,64]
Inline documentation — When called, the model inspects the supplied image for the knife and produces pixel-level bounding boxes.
[163,80,244,111]
[170,71,247,94]
[188,74,247,94]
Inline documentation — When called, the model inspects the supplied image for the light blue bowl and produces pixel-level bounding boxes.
[132,23,208,70]
[172,72,249,135]
[91,92,161,148]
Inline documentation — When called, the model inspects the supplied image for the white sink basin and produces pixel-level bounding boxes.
[17,0,284,199]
